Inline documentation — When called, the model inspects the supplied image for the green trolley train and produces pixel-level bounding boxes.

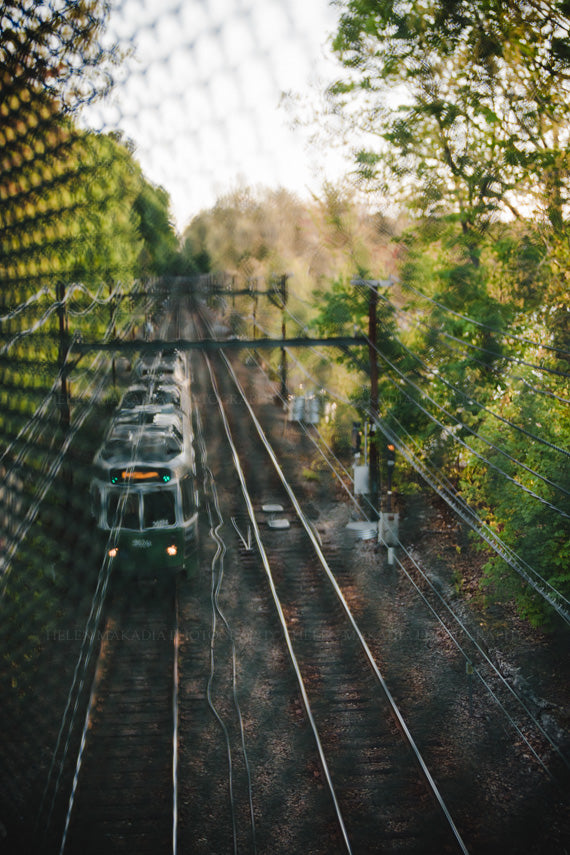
[90,353,199,581]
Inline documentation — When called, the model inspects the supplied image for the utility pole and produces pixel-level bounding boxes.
[277,274,289,401]
[56,280,70,433]
[351,276,396,520]
[368,279,379,517]
[110,281,117,388]
[248,277,258,341]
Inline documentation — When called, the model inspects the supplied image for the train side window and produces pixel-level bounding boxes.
[181,477,195,520]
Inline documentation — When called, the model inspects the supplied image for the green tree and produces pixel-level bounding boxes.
[133,179,180,277]
[330,0,570,257]
[459,382,570,626]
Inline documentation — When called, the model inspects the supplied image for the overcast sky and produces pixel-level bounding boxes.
[85,0,345,231]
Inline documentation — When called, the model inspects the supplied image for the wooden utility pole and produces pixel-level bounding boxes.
[351,276,395,519]
[279,274,289,400]
[56,280,70,433]
[368,280,379,517]
[248,277,258,340]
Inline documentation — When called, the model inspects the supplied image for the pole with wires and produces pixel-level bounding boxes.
[352,276,396,520]
[278,274,289,401]
[368,278,379,518]
[56,280,71,435]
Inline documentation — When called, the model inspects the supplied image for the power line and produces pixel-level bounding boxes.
[400,278,570,357]
[246,333,568,774]
[208,297,570,621]
[352,278,570,379]
[371,311,570,462]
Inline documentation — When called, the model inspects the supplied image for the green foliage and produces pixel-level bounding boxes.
[133,180,179,276]
[331,0,570,243]
[312,2,570,625]
[459,381,570,625]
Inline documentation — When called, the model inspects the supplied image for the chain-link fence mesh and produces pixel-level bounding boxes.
[0,2,339,850]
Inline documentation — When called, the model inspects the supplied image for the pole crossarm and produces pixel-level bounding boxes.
[74,336,367,355]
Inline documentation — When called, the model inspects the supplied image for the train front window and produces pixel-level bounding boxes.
[107,491,140,530]
[143,489,176,528]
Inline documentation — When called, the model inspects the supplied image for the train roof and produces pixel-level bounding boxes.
[93,430,194,468]
[111,409,184,434]
[93,349,194,475]
[134,350,188,384]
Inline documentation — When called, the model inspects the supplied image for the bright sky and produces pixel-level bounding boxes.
[86,0,345,231]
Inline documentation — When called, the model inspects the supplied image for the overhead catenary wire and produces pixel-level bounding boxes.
[373,414,570,624]
[347,279,570,405]
[218,290,569,622]
[353,278,570,379]
[373,301,570,460]
[251,293,570,510]
[350,280,570,410]
[390,547,562,776]
[288,285,570,480]
[420,328,570,406]
[244,332,568,774]
[399,277,570,357]
[247,317,570,622]
[366,339,570,515]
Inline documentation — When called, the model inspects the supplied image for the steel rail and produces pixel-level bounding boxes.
[203,352,354,855]
[39,360,170,841]
[249,344,563,772]
[219,350,470,855]
[238,312,570,624]
[253,338,567,777]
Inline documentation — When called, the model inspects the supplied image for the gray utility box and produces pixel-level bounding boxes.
[353,464,370,496]
[379,512,399,547]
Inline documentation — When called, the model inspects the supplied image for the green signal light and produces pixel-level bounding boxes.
[163,475,171,482]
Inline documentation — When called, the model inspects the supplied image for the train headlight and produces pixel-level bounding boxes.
[166,544,178,557]
[108,547,119,558]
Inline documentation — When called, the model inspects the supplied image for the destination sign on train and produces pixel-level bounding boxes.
[110,467,172,484]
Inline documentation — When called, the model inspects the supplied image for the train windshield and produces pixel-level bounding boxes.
[107,491,140,530]
[106,488,177,529]
[143,490,176,528]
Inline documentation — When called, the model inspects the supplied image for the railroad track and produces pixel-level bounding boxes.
[185,302,468,853]
[54,582,179,855]
[37,295,565,854]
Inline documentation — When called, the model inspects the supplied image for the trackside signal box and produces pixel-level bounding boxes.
[379,512,399,547]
